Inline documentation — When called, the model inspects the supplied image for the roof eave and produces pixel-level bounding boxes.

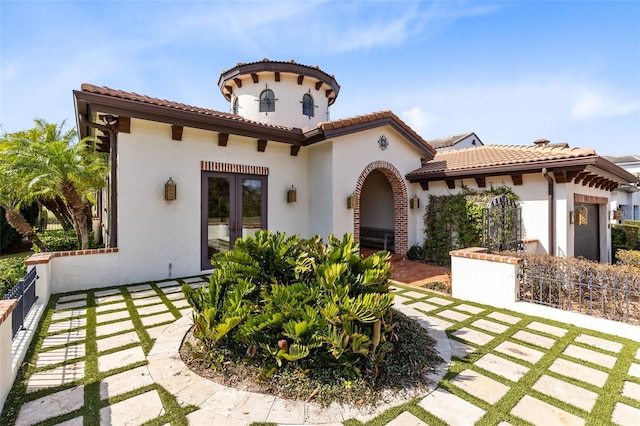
[73,90,306,145]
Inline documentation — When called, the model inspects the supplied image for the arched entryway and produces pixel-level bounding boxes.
[353,161,408,255]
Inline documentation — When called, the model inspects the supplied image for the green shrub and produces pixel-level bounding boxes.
[406,245,424,261]
[183,231,395,380]
[616,249,640,269]
[0,256,28,299]
[32,230,96,253]
[611,224,639,262]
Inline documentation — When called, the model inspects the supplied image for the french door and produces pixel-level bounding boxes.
[201,172,267,269]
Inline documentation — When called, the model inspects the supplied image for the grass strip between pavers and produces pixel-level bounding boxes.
[0,281,199,426]
[392,285,640,426]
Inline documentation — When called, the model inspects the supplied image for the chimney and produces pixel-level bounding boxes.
[534,138,550,147]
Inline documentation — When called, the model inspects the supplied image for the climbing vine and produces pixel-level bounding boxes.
[422,185,520,265]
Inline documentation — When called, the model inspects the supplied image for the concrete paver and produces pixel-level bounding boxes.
[470,318,509,334]
[527,321,568,337]
[612,402,640,426]
[621,381,640,401]
[487,311,522,324]
[452,327,494,346]
[99,366,155,400]
[97,330,140,352]
[494,341,545,364]
[532,375,598,412]
[16,385,84,426]
[475,353,529,382]
[511,395,584,426]
[574,334,624,353]
[419,388,485,426]
[98,346,146,372]
[549,358,610,387]
[8,279,638,426]
[511,330,556,349]
[449,369,510,404]
[26,361,85,392]
[99,390,164,425]
[563,344,617,369]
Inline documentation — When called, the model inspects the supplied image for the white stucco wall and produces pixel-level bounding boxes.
[419,173,613,261]
[114,119,310,284]
[307,142,334,238]
[328,126,426,247]
[232,73,330,131]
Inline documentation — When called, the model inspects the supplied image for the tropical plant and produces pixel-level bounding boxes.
[1,119,108,249]
[0,147,47,252]
[183,231,395,380]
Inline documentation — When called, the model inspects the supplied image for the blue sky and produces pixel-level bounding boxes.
[1,1,639,155]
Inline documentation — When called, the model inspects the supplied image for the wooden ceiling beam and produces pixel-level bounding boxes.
[257,139,267,152]
[315,81,322,90]
[566,170,581,182]
[446,179,455,189]
[290,145,301,156]
[297,75,304,85]
[419,181,429,190]
[274,72,280,82]
[511,174,523,185]
[118,116,130,133]
[326,89,333,98]
[554,171,568,183]
[171,125,183,141]
[233,78,242,88]
[251,73,259,83]
[573,171,590,184]
[218,133,229,147]
[475,177,486,188]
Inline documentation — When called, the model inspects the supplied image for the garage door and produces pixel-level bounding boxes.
[574,204,599,262]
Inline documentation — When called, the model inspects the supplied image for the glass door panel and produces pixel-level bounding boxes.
[241,178,262,239]
[207,177,232,258]
[202,172,267,269]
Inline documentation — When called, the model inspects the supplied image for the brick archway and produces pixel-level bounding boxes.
[354,161,408,255]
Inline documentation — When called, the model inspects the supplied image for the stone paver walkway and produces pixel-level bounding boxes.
[2,276,639,425]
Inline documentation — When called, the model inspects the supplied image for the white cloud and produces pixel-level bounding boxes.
[400,106,438,135]
[571,87,640,120]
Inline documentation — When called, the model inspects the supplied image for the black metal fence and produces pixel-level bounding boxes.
[519,256,640,325]
[2,267,38,339]
[482,194,522,252]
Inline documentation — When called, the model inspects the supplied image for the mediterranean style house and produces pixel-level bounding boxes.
[605,155,640,222]
[69,59,636,287]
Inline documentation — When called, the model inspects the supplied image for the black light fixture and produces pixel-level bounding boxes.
[287,185,297,203]
[410,194,420,209]
[347,192,357,209]
[164,178,177,201]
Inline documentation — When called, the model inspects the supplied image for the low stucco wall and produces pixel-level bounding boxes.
[450,247,522,309]
[449,247,639,340]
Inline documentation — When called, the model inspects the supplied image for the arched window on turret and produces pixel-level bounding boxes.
[232,97,239,115]
[259,89,275,112]
[302,93,314,117]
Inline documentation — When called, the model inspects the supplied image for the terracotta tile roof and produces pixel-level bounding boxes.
[426,132,475,149]
[409,144,597,175]
[79,83,296,132]
[220,58,337,82]
[318,110,436,156]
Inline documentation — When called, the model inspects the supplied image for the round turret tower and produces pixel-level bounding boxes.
[218,59,340,131]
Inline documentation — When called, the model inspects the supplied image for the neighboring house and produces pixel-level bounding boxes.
[407,141,637,262]
[71,59,636,286]
[426,132,483,152]
[604,155,640,222]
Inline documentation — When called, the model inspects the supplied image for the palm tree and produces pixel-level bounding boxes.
[0,149,47,251]
[4,119,108,249]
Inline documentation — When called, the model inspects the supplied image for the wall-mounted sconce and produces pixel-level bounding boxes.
[410,194,420,209]
[612,207,623,221]
[287,185,297,203]
[575,205,588,226]
[164,177,177,201]
[347,192,357,209]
